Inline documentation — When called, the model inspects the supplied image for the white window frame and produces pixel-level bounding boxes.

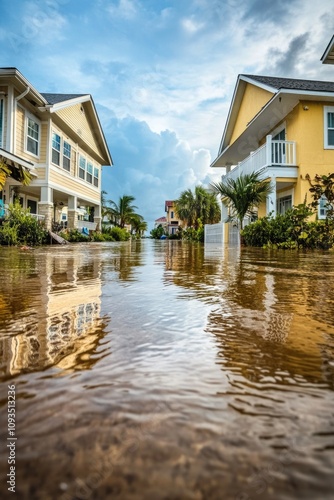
[25,113,40,158]
[51,130,72,172]
[86,161,93,184]
[318,195,333,219]
[324,106,334,149]
[51,131,61,166]
[79,155,86,180]
[277,189,294,215]
[93,167,99,187]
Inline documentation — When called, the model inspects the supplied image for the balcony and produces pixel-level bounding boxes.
[222,135,298,182]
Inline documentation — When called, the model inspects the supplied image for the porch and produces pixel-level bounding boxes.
[222,135,298,183]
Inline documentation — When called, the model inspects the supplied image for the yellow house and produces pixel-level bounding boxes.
[211,74,334,239]
[165,200,183,235]
[0,67,112,230]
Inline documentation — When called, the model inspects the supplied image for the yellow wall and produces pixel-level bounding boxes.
[230,83,274,145]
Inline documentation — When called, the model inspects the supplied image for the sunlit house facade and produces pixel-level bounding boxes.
[210,74,334,241]
[0,67,112,230]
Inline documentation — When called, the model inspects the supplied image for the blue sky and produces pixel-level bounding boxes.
[1,0,333,229]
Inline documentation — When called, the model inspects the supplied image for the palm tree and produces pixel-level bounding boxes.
[131,215,148,237]
[210,171,272,230]
[175,186,221,229]
[0,160,32,190]
[107,195,139,228]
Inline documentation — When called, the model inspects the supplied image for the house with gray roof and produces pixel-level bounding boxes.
[210,72,334,242]
[0,67,112,231]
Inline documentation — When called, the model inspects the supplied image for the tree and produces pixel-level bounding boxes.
[0,160,32,190]
[130,214,147,237]
[175,186,221,229]
[210,171,272,230]
[306,173,334,219]
[107,195,139,228]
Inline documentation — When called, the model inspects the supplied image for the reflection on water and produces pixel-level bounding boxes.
[0,240,334,500]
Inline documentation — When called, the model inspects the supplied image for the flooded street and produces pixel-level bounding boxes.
[0,240,334,500]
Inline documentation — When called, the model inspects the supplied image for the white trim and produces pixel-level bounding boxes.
[24,111,41,159]
[324,106,334,149]
[0,97,3,148]
[240,75,278,93]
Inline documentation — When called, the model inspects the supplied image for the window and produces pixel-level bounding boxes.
[277,195,292,215]
[63,141,71,171]
[171,211,174,218]
[79,155,86,179]
[27,117,39,156]
[94,167,99,187]
[0,98,3,148]
[324,106,334,148]
[52,132,61,165]
[27,199,37,214]
[318,195,333,219]
[87,162,93,184]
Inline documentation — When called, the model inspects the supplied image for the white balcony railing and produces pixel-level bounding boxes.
[223,135,297,182]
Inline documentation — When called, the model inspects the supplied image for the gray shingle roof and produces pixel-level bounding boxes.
[41,93,87,105]
[242,74,334,93]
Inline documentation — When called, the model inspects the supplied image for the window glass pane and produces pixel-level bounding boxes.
[27,118,39,155]
[52,148,60,165]
[328,129,334,146]
[327,112,334,129]
[52,133,61,151]
[87,162,93,174]
[94,167,99,178]
[63,141,71,158]
[27,137,38,155]
[63,156,70,171]
[79,156,86,169]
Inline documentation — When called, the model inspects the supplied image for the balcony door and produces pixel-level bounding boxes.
[272,129,286,164]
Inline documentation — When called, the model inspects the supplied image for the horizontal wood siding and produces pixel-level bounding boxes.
[34,166,46,180]
[15,105,25,157]
[49,168,100,203]
[57,104,101,158]
[39,123,47,163]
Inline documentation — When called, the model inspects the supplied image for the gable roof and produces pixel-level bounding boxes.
[321,35,334,64]
[0,67,112,166]
[242,74,334,93]
[41,93,87,105]
[212,73,334,168]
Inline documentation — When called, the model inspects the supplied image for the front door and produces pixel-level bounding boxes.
[272,129,286,164]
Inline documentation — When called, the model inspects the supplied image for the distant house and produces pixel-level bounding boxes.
[154,216,167,229]
[0,67,112,231]
[210,73,334,241]
[165,200,183,235]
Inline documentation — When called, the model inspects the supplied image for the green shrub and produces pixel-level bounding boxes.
[0,201,48,246]
[62,229,89,242]
[107,226,130,241]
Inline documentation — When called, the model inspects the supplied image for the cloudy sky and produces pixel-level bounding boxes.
[1,0,333,229]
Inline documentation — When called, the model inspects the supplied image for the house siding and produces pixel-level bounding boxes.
[49,167,100,203]
[56,104,101,159]
[230,84,274,145]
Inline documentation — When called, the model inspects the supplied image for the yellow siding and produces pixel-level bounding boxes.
[49,168,100,203]
[39,123,47,163]
[56,104,101,158]
[230,84,274,145]
[34,167,46,180]
[285,101,334,206]
[15,105,25,157]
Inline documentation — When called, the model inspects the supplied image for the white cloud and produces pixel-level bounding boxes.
[107,0,138,19]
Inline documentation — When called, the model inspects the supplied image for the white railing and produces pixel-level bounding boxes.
[0,208,45,221]
[223,135,297,182]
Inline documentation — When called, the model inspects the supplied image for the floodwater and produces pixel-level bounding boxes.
[0,240,333,500]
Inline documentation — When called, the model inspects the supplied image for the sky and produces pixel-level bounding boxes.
[0,0,334,230]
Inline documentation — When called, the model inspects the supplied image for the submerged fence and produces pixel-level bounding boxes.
[204,222,224,245]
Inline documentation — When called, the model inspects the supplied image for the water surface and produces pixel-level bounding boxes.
[0,240,333,500]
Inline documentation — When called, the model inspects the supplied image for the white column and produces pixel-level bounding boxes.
[267,176,276,216]
[266,135,272,167]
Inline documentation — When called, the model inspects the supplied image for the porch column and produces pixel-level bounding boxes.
[265,135,272,167]
[266,176,277,217]
[67,195,78,229]
[94,204,101,231]
[38,187,53,230]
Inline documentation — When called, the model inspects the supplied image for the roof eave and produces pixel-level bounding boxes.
[321,35,334,64]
